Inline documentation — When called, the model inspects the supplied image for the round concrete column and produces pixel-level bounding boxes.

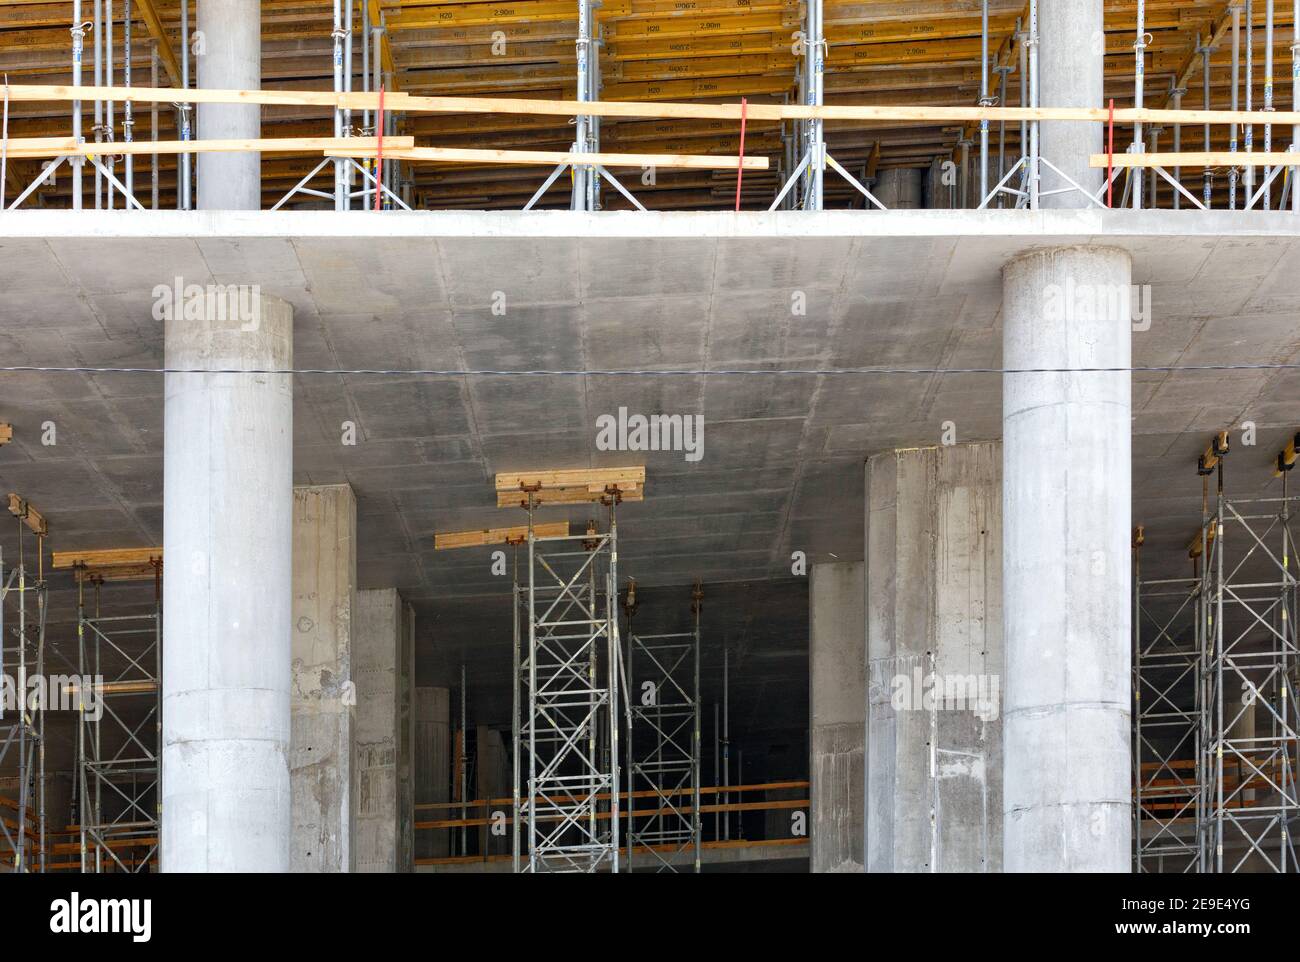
[873,168,923,210]
[162,292,293,872]
[197,0,261,209]
[1001,246,1132,872]
[1038,0,1104,208]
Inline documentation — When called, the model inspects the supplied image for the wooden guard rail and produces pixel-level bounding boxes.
[417,779,809,867]
[6,84,1300,176]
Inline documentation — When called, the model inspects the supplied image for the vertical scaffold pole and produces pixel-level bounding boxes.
[1133,0,1147,210]
[1231,3,1241,209]
[1027,0,1040,210]
[806,0,825,210]
[70,0,83,210]
[1202,36,1214,208]
[332,0,346,211]
[573,0,593,211]
[979,0,990,201]
[1292,0,1299,212]
[180,0,190,210]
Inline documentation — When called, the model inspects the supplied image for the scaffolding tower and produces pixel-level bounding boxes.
[0,534,48,873]
[74,561,162,873]
[624,580,702,873]
[510,501,623,873]
[1132,526,1204,872]
[1196,435,1300,872]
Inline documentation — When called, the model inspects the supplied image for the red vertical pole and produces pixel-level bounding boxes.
[734,97,748,211]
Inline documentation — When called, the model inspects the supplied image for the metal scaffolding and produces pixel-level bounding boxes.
[1196,440,1300,872]
[0,542,48,873]
[624,580,701,872]
[522,0,643,212]
[75,567,161,873]
[1132,527,1204,872]
[512,501,623,873]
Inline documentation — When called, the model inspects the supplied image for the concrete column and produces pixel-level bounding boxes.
[197,0,261,209]
[291,484,357,872]
[1002,246,1132,872]
[1038,0,1104,207]
[414,687,450,859]
[354,588,415,872]
[874,168,923,209]
[161,293,293,873]
[924,158,950,209]
[866,443,1003,873]
[809,561,865,873]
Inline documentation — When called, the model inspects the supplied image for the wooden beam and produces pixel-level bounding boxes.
[51,547,163,569]
[326,144,767,170]
[6,493,46,536]
[62,679,159,697]
[496,485,644,508]
[434,522,570,549]
[1198,430,1230,476]
[51,547,162,583]
[15,85,1300,127]
[1275,431,1300,478]
[1091,151,1300,169]
[495,466,646,491]
[4,135,413,159]
[134,0,184,88]
[1188,522,1217,560]
[0,423,11,446]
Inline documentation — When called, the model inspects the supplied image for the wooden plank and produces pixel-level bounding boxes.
[434,521,570,549]
[326,144,768,170]
[3,135,414,159]
[0,423,11,446]
[14,84,1300,127]
[134,0,184,88]
[495,466,646,490]
[51,547,163,569]
[62,679,159,696]
[1091,151,1300,169]
[6,493,47,536]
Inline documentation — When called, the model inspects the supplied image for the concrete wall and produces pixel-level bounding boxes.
[415,687,451,859]
[476,726,510,856]
[866,443,1002,872]
[354,588,415,872]
[397,605,415,871]
[809,561,866,873]
[291,484,357,873]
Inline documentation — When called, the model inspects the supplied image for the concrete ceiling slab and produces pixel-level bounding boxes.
[1,209,1298,712]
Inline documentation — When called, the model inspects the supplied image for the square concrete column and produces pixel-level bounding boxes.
[866,443,1003,872]
[414,687,451,859]
[291,483,357,872]
[809,561,866,873]
[1002,247,1132,872]
[162,292,293,873]
[354,588,415,873]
